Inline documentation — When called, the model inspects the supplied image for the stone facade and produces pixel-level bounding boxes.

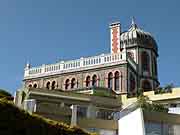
[25,64,128,93]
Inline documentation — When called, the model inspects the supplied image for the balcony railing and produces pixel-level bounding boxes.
[24,52,126,79]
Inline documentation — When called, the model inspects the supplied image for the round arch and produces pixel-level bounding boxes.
[28,84,32,88]
[51,80,56,90]
[85,76,91,87]
[114,71,120,91]
[92,74,98,87]
[33,83,37,88]
[107,72,113,89]
[71,78,76,89]
[46,81,51,90]
[65,79,70,90]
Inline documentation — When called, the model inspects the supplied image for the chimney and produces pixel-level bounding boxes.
[109,22,121,54]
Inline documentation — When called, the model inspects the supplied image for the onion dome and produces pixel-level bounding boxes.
[120,18,158,54]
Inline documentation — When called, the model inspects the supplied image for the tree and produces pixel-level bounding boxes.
[0,89,13,100]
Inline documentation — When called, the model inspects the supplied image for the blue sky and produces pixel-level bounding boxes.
[0,0,180,94]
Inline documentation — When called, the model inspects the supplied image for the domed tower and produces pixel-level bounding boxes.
[121,18,159,93]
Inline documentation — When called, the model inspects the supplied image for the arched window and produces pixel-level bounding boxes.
[33,83,37,88]
[141,51,150,72]
[108,72,113,89]
[65,79,70,90]
[28,84,32,88]
[142,80,152,91]
[46,82,50,90]
[92,75,97,87]
[71,78,76,89]
[130,74,136,92]
[114,71,119,91]
[86,76,91,87]
[52,81,56,90]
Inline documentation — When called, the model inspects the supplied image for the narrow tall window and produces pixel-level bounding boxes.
[46,82,50,90]
[86,76,91,87]
[52,81,56,90]
[114,71,119,91]
[92,75,97,87]
[154,57,157,76]
[130,74,136,92]
[71,78,76,89]
[65,79,70,90]
[108,72,113,89]
[141,51,150,72]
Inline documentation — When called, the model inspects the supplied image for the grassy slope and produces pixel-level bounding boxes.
[0,99,94,135]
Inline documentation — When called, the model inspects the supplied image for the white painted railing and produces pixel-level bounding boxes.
[169,107,180,114]
[24,52,126,79]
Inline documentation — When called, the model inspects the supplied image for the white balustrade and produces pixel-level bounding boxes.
[24,52,126,79]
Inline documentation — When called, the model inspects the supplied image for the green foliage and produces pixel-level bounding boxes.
[93,88,116,98]
[136,88,143,97]
[137,95,168,113]
[127,88,143,98]
[0,89,13,101]
[0,89,12,97]
[0,99,94,135]
[155,83,174,94]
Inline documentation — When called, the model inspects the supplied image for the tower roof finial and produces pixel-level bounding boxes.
[25,61,31,69]
[131,16,135,25]
[129,16,137,30]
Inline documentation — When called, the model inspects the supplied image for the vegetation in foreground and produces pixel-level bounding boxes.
[0,89,95,135]
[137,95,168,113]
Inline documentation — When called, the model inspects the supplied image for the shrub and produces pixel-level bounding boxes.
[155,83,174,94]
[137,95,168,113]
[0,89,11,97]
[0,89,13,101]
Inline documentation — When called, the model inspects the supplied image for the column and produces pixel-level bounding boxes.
[70,105,77,126]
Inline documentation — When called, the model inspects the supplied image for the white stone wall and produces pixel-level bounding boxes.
[118,108,145,135]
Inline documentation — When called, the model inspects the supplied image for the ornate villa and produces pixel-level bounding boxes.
[14,18,180,134]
